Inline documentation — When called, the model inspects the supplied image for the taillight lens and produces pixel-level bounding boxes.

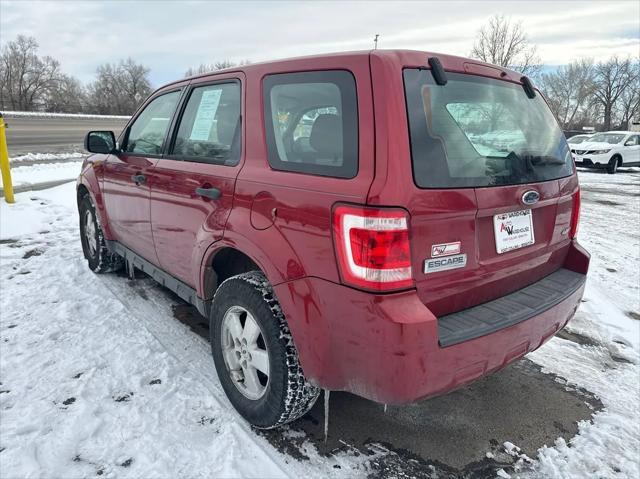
[570,190,581,238]
[332,204,413,292]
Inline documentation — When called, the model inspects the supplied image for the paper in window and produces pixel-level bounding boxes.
[190,89,222,141]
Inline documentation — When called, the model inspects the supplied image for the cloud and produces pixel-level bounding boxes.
[1,0,637,86]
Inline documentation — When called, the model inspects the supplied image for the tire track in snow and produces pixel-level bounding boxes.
[98,274,299,478]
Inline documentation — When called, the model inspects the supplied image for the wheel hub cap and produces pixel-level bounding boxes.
[221,306,270,400]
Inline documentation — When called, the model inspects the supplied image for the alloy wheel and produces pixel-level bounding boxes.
[221,306,270,400]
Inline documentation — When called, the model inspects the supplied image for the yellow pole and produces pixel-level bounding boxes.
[0,113,14,203]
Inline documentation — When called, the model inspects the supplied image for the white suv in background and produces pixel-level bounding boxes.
[572,131,640,174]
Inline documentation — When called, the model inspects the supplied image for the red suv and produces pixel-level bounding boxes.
[78,50,589,429]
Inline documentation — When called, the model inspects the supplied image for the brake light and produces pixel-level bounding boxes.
[332,204,413,291]
[570,190,581,238]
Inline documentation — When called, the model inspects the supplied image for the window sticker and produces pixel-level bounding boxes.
[190,89,222,141]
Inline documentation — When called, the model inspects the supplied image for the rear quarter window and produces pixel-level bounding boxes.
[263,70,358,178]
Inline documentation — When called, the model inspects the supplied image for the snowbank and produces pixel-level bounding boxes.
[6,161,83,190]
[10,152,85,164]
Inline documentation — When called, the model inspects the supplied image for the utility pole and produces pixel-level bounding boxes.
[374,34,379,50]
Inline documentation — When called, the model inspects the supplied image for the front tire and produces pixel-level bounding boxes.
[78,195,123,273]
[607,156,620,174]
[210,271,320,428]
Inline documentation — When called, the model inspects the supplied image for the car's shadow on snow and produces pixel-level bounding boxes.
[160,281,603,478]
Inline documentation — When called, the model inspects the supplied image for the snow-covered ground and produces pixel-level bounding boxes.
[6,161,83,190]
[0,167,638,478]
[9,152,85,165]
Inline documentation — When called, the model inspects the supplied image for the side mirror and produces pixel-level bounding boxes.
[624,140,635,146]
[84,131,117,154]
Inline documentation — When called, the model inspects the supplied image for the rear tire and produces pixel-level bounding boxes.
[210,271,320,428]
[607,156,620,174]
[78,195,123,273]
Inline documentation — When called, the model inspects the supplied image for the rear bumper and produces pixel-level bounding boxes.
[275,240,589,404]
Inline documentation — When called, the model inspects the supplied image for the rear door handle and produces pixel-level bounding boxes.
[195,187,221,200]
[131,174,146,185]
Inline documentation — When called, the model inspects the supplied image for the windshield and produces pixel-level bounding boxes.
[568,135,590,144]
[404,70,573,188]
[588,133,625,144]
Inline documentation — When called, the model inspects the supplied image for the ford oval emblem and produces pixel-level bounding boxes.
[522,190,540,205]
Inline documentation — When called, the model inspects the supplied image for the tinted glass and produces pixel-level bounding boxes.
[404,70,573,188]
[125,91,181,155]
[172,82,241,164]
[263,70,358,178]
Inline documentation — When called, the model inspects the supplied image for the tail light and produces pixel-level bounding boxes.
[332,204,413,292]
[569,190,581,238]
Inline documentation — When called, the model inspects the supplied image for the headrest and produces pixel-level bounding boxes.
[216,109,238,146]
[309,114,342,158]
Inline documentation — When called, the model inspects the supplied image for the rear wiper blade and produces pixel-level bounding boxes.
[527,155,565,166]
[486,153,564,166]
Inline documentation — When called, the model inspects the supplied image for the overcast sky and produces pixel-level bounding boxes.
[1,0,638,86]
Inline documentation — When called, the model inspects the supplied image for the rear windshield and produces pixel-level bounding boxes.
[404,69,573,188]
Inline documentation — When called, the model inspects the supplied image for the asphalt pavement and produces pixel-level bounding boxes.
[3,115,128,156]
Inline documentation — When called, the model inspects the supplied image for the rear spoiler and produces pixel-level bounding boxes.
[521,76,536,98]
[428,56,537,100]
[427,57,448,85]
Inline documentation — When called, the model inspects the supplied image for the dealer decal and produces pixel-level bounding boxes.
[431,241,461,257]
[424,253,467,274]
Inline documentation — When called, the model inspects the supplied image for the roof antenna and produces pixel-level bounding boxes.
[374,34,379,50]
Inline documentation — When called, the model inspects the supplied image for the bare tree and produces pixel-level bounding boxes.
[539,59,595,129]
[184,59,250,77]
[0,35,61,111]
[87,58,152,115]
[615,63,640,130]
[591,57,638,131]
[471,15,541,76]
[44,75,87,113]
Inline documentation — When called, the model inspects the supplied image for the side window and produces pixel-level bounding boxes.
[171,82,241,165]
[626,135,639,146]
[124,91,181,155]
[263,70,358,178]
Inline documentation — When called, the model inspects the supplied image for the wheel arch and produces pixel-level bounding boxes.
[198,231,305,301]
[77,163,115,240]
[202,246,261,299]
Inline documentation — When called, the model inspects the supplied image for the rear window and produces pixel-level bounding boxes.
[404,69,573,188]
[263,70,358,178]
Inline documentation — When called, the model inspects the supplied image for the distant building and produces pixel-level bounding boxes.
[630,120,640,133]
